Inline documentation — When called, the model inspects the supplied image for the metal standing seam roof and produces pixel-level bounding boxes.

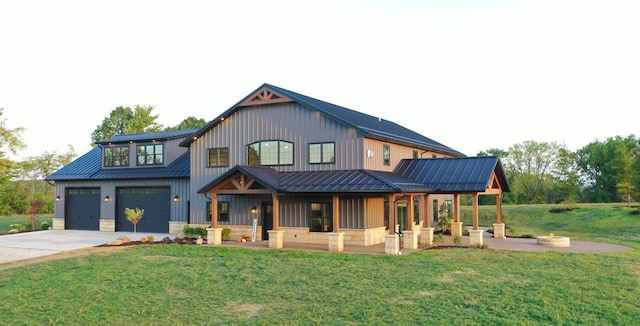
[95,129,198,145]
[197,165,435,194]
[180,83,465,157]
[393,156,511,193]
[45,148,191,181]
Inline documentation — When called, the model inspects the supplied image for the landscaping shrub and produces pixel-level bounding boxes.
[40,221,50,230]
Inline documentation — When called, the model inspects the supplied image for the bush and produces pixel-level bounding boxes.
[433,233,444,244]
[40,221,50,230]
[183,226,207,238]
[147,234,155,242]
[222,228,231,241]
[453,236,463,245]
[9,224,21,230]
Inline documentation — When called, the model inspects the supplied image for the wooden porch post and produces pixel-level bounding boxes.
[272,193,280,231]
[211,193,218,229]
[453,193,460,223]
[423,194,431,228]
[496,194,503,224]
[388,194,396,234]
[407,194,415,228]
[473,192,480,230]
[332,195,340,233]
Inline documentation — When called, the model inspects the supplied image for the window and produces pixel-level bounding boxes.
[207,148,229,167]
[309,142,335,164]
[309,202,332,232]
[247,140,293,166]
[104,146,129,167]
[383,144,391,166]
[432,199,438,224]
[413,150,418,159]
[137,144,163,166]
[207,201,229,222]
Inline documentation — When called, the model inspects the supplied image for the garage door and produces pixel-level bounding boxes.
[65,188,101,230]
[115,187,170,233]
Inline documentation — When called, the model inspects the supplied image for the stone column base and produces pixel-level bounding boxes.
[493,223,506,239]
[403,231,418,250]
[206,228,223,246]
[328,232,344,252]
[420,227,434,245]
[268,230,284,249]
[469,229,484,246]
[52,217,65,230]
[384,234,400,255]
[99,219,115,232]
[169,221,187,235]
[451,222,464,237]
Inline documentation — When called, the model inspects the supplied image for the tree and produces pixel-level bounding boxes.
[91,105,164,144]
[502,141,564,204]
[0,108,27,156]
[124,207,144,233]
[165,116,207,131]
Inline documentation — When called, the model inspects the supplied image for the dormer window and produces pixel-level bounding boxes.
[137,144,164,166]
[104,146,129,167]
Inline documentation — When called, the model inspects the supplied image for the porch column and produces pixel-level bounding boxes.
[206,193,223,246]
[493,193,506,239]
[451,193,463,237]
[328,195,344,252]
[472,192,480,230]
[388,194,396,234]
[407,194,415,230]
[420,194,434,245]
[269,193,283,249]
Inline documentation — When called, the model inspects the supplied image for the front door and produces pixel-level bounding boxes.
[262,202,273,240]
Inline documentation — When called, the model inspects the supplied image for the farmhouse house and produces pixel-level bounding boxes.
[46,83,509,253]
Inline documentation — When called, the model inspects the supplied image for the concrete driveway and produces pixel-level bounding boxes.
[0,230,173,264]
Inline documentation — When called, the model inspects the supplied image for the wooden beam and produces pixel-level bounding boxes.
[496,194,503,224]
[388,194,396,235]
[407,194,414,229]
[453,194,460,223]
[211,193,218,229]
[272,193,280,231]
[332,195,340,233]
[423,194,431,228]
[473,193,479,230]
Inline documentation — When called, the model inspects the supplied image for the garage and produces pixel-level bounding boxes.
[115,187,171,233]
[65,188,101,230]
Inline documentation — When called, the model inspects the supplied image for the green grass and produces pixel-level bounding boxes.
[1,205,639,325]
[0,214,53,233]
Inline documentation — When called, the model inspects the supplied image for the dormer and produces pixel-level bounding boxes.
[95,129,197,169]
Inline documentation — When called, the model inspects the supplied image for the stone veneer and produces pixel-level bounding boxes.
[99,219,115,232]
[52,217,65,230]
[279,227,387,246]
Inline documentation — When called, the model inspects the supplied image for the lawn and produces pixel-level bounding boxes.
[0,214,53,234]
[0,205,638,325]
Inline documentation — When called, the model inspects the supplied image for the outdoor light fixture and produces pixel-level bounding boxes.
[55,195,61,202]
[251,206,257,214]
[104,195,110,202]
[173,195,180,202]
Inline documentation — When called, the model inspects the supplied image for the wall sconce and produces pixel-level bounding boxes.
[251,206,257,214]
[55,195,61,202]
[173,195,180,202]
[104,195,110,202]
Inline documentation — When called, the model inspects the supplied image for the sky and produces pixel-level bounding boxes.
[1,0,639,160]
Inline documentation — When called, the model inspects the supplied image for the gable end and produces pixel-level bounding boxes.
[239,86,293,107]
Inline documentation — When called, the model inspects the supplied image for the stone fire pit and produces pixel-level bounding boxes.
[536,235,570,247]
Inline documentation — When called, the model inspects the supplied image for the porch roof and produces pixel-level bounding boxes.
[197,165,432,194]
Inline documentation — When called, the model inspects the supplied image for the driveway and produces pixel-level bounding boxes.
[0,230,173,264]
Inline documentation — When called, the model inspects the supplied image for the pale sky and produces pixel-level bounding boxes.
[1,0,638,160]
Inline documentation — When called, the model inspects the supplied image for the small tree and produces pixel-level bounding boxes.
[438,202,453,234]
[124,207,144,233]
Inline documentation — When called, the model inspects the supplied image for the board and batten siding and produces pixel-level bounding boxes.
[188,102,366,223]
[362,138,456,171]
[53,178,189,223]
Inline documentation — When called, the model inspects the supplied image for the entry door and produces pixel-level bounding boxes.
[262,202,273,240]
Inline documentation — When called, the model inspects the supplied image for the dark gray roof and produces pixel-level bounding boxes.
[96,129,198,145]
[197,166,433,194]
[181,83,464,157]
[393,156,511,193]
[45,149,190,181]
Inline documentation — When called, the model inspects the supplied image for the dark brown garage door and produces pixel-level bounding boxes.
[115,187,170,233]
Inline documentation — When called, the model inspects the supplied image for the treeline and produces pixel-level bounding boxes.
[1,106,638,214]
[477,135,640,205]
